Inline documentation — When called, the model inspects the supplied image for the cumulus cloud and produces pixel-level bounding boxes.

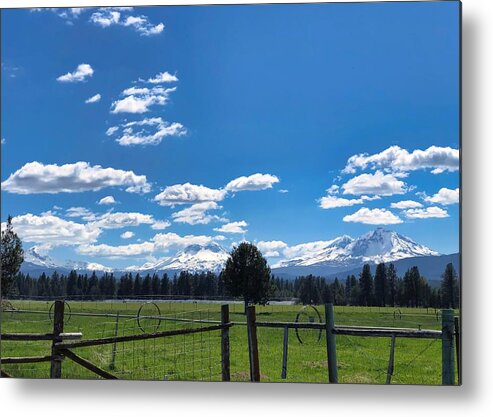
[404,206,449,219]
[172,202,226,225]
[66,207,96,221]
[85,93,101,104]
[152,232,214,251]
[343,208,403,225]
[1,161,151,194]
[91,212,155,229]
[282,241,334,260]
[214,221,248,234]
[2,213,100,247]
[343,145,459,174]
[98,196,117,205]
[225,173,279,192]
[109,117,187,146]
[342,171,407,196]
[120,231,135,239]
[78,241,154,258]
[154,183,227,207]
[390,200,423,209]
[32,7,86,22]
[57,63,94,83]
[257,240,288,257]
[89,8,164,35]
[319,195,379,209]
[423,188,459,205]
[150,220,171,230]
[110,86,177,114]
[147,71,178,84]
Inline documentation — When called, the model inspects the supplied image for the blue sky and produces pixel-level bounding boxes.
[1,2,460,268]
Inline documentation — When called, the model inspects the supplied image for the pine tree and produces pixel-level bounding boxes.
[386,263,398,307]
[222,242,273,313]
[358,264,374,306]
[1,215,24,297]
[374,263,387,307]
[440,263,459,309]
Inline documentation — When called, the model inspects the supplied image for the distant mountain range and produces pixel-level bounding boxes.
[20,228,459,282]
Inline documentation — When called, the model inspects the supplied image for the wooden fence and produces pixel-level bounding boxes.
[1,301,460,384]
[244,303,459,385]
[1,301,232,381]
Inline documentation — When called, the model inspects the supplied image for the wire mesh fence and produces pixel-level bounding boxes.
[1,299,458,384]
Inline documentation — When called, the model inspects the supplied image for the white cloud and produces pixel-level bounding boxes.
[423,188,459,205]
[57,63,94,83]
[1,138,5,145]
[278,189,289,194]
[85,93,101,104]
[112,117,186,146]
[390,200,423,209]
[154,183,227,207]
[404,206,449,219]
[150,220,171,230]
[78,241,154,258]
[3,213,100,247]
[91,212,155,229]
[282,241,334,260]
[343,145,459,174]
[1,161,151,194]
[120,231,135,239]
[32,8,86,22]
[152,232,214,251]
[98,196,117,205]
[147,71,178,84]
[110,87,176,114]
[319,195,379,209]
[106,126,119,136]
[172,202,225,225]
[257,240,288,257]
[89,10,121,27]
[225,173,279,192]
[89,9,164,36]
[214,221,248,234]
[342,171,407,196]
[343,208,403,225]
[66,207,96,221]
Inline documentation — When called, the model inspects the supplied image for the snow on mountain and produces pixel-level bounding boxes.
[63,259,113,273]
[125,242,230,274]
[22,246,113,274]
[24,246,59,269]
[273,228,439,270]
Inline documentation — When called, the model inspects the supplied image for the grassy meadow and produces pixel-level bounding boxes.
[0,300,458,384]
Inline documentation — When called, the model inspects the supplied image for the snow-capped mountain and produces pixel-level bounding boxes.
[21,246,113,275]
[125,242,230,274]
[273,228,439,273]
[24,246,59,269]
[63,260,113,273]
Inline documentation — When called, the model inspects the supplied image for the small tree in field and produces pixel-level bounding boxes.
[222,242,273,314]
[1,215,24,298]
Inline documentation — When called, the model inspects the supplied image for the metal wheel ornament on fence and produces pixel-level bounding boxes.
[294,305,323,345]
[137,302,162,334]
[49,301,72,324]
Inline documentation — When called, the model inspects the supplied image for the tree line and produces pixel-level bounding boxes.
[10,261,459,308]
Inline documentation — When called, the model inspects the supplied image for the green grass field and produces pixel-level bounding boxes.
[0,300,459,384]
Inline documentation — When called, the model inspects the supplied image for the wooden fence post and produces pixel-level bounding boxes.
[281,325,289,379]
[441,309,455,385]
[246,305,260,382]
[454,316,461,384]
[325,303,338,383]
[221,304,231,382]
[50,300,64,378]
